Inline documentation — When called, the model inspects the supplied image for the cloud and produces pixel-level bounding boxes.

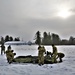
[0,0,75,40]
[70,8,75,12]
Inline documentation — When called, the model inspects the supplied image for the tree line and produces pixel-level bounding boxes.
[0,35,20,44]
[34,31,75,45]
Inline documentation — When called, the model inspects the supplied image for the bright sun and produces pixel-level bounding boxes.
[57,9,71,19]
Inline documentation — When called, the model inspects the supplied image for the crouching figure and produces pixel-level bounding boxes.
[5,48,16,64]
[57,52,65,62]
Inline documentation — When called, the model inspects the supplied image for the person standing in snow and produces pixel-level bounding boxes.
[51,44,58,63]
[38,45,46,66]
[0,44,5,55]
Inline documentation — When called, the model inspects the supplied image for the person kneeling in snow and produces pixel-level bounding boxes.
[5,47,16,64]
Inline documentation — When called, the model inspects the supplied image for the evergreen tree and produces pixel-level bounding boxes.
[47,32,52,44]
[35,31,41,45]
[1,36,5,44]
[51,33,61,45]
[42,32,52,45]
[5,35,10,42]
[14,37,20,41]
[42,32,48,45]
[69,36,74,44]
[9,36,13,41]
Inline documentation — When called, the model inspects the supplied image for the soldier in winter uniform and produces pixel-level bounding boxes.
[0,44,5,55]
[51,44,58,63]
[5,46,16,64]
[38,45,46,65]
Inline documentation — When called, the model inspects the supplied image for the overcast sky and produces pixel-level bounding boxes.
[0,0,75,41]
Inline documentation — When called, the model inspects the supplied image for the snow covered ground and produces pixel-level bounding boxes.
[0,45,75,75]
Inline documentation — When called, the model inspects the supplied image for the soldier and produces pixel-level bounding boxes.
[8,45,11,50]
[0,44,5,55]
[5,46,16,64]
[57,52,65,62]
[38,45,46,66]
[51,44,58,63]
